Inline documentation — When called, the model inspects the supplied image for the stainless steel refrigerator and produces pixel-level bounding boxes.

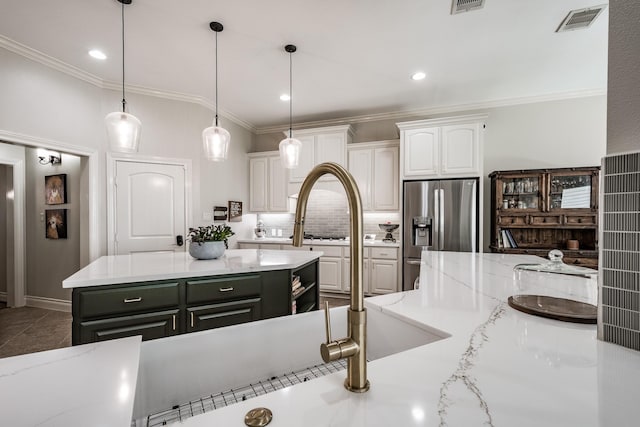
[403,178,479,290]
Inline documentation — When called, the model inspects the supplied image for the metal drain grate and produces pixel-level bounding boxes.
[143,359,348,426]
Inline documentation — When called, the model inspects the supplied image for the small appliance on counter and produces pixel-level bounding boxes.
[254,220,266,239]
[379,223,399,243]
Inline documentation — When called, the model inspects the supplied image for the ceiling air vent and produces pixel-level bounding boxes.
[556,5,607,32]
[451,0,485,15]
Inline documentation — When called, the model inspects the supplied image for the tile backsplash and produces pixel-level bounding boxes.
[599,150,640,351]
[257,189,400,239]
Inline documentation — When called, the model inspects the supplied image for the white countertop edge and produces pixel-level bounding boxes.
[62,249,323,289]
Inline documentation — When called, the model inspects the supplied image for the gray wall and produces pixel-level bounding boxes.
[607,0,640,154]
[25,148,80,301]
[0,164,7,294]
[255,95,607,249]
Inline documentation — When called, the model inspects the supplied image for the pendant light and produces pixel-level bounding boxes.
[279,44,302,169]
[202,21,231,162]
[105,0,142,153]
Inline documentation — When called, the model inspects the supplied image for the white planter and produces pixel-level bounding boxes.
[188,241,226,260]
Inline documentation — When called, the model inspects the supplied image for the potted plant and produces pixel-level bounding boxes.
[187,224,235,260]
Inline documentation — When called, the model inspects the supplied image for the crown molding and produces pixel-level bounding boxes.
[254,88,606,134]
[0,35,255,132]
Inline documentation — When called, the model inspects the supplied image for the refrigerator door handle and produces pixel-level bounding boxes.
[439,188,445,248]
[434,188,440,250]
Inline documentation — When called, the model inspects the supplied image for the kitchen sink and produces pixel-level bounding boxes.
[133,305,444,425]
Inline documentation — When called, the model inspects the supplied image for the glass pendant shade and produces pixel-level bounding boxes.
[202,125,231,161]
[105,111,142,153]
[279,136,302,169]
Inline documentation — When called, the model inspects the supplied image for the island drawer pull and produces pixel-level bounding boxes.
[218,287,234,292]
[123,297,142,303]
[190,312,194,328]
[172,314,176,331]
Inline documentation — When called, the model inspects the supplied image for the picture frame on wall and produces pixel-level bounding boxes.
[45,174,67,205]
[228,200,243,222]
[45,209,67,239]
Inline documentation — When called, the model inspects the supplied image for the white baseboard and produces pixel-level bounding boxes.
[0,291,6,302]
[24,295,71,312]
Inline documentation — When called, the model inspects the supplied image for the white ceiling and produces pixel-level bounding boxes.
[0,0,608,130]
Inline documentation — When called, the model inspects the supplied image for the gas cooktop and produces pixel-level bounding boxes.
[289,233,347,241]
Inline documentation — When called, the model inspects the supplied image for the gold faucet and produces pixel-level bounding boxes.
[293,162,370,393]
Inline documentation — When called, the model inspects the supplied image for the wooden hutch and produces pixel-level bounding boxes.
[489,166,600,268]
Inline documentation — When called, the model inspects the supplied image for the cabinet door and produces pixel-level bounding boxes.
[187,298,261,332]
[373,146,399,210]
[441,123,480,176]
[343,258,369,294]
[289,135,315,183]
[348,148,373,211]
[403,128,439,177]
[249,157,268,212]
[316,132,346,167]
[319,257,342,292]
[79,309,180,343]
[370,260,398,294]
[547,171,598,212]
[268,156,288,211]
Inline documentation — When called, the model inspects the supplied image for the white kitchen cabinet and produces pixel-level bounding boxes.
[319,257,342,292]
[370,259,398,294]
[343,246,398,295]
[347,141,399,212]
[287,125,353,183]
[248,152,288,212]
[397,114,486,179]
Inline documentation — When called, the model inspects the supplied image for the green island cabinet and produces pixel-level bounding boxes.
[72,260,319,345]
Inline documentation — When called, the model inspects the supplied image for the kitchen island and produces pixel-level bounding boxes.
[63,249,322,345]
[4,251,640,426]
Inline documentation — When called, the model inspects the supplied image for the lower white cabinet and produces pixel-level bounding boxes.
[343,247,398,295]
[239,242,398,295]
[369,259,398,294]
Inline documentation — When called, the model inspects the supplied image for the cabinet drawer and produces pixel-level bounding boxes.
[370,247,398,260]
[344,248,370,259]
[564,215,597,226]
[497,216,528,226]
[186,274,261,304]
[280,244,310,251]
[78,281,179,318]
[311,245,342,257]
[187,298,261,332]
[530,215,562,225]
[79,309,180,343]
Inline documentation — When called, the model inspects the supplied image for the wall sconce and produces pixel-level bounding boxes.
[38,150,62,165]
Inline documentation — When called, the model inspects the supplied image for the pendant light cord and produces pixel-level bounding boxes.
[121,1,126,113]
[215,29,219,127]
[289,50,293,138]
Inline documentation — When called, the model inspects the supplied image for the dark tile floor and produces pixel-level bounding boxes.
[0,306,72,359]
[0,297,349,359]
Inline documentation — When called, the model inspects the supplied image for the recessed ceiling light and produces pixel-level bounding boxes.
[280,94,291,101]
[89,49,107,60]
[411,72,426,81]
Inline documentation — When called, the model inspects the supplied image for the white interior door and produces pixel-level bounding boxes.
[114,160,186,254]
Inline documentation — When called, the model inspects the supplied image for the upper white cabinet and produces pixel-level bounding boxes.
[287,125,353,183]
[347,140,399,211]
[248,151,288,212]
[397,114,486,179]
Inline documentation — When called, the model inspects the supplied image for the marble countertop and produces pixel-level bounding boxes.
[62,249,322,288]
[237,237,401,248]
[0,336,141,427]
[170,251,640,426]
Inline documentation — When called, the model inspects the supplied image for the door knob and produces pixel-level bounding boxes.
[176,235,184,246]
